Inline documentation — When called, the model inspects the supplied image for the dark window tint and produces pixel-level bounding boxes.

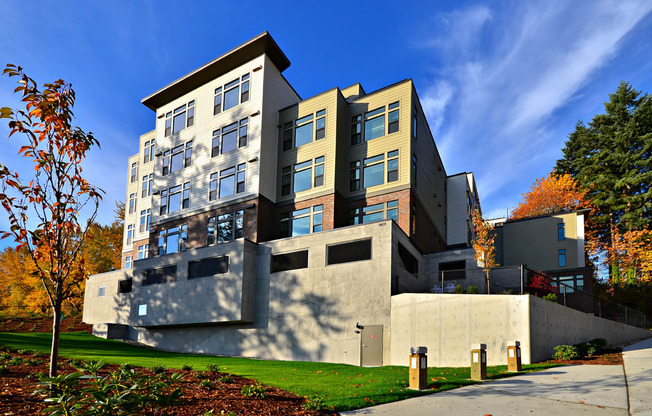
[142,265,177,286]
[118,279,133,294]
[271,250,309,273]
[188,256,229,279]
[327,239,372,265]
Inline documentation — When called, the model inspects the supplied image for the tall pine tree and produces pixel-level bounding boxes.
[556,81,652,283]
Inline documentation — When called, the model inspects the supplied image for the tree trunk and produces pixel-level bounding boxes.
[49,297,62,377]
[485,269,491,294]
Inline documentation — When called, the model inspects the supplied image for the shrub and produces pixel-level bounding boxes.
[241,382,266,398]
[152,364,166,374]
[206,363,220,373]
[26,358,44,366]
[199,379,213,388]
[7,357,23,366]
[218,375,234,384]
[119,362,134,371]
[25,370,44,380]
[553,345,579,360]
[16,349,28,354]
[303,394,326,410]
[181,364,193,371]
[528,274,559,297]
[195,371,210,379]
[542,293,558,302]
[454,284,465,294]
[466,285,479,294]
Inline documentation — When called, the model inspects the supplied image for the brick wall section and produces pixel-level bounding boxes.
[121,237,149,269]
[345,189,411,233]
[149,197,259,254]
[275,194,336,236]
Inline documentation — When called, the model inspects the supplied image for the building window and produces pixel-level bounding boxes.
[412,154,417,186]
[212,118,248,157]
[137,244,149,260]
[350,161,361,191]
[207,210,244,245]
[141,174,153,198]
[350,200,398,225]
[558,249,566,267]
[164,100,194,136]
[139,209,151,233]
[126,224,133,246]
[209,163,246,201]
[327,239,372,265]
[413,107,418,139]
[271,250,309,273]
[558,223,565,240]
[365,107,385,141]
[284,109,326,150]
[158,225,188,255]
[188,256,229,279]
[388,101,400,134]
[138,304,147,316]
[160,182,190,215]
[364,154,384,188]
[350,151,399,191]
[128,193,136,214]
[143,139,155,164]
[98,286,106,297]
[558,276,575,293]
[351,115,362,145]
[280,205,323,237]
[143,265,177,286]
[130,162,137,183]
[162,141,192,175]
[215,73,250,114]
[125,256,132,269]
[387,150,399,182]
[281,157,325,196]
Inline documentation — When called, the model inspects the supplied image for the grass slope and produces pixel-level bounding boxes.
[0,332,559,412]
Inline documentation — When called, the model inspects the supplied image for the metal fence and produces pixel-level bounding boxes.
[424,266,648,329]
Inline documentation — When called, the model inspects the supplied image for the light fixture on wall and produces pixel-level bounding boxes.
[253,65,263,72]
[250,110,260,117]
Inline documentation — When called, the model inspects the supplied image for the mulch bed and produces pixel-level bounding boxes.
[0,314,92,333]
[546,349,623,365]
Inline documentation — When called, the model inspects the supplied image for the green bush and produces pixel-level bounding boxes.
[7,357,23,366]
[181,364,193,371]
[553,345,579,360]
[241,382,267,398]
[206,363,220,373]
[303,394,326,410]
[199,379,213,388]
[454,285,465,294]
[218,375,234,384]
[466,285,479,294]
[542,293,558,302]
[152,364,166,374]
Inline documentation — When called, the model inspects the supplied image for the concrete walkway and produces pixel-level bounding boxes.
[342,337,652,416]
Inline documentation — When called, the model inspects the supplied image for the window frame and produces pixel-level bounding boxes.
[162,140,192,176]
[207,210,244,245]
[350,200,398,225]
[214,73,250,115]
[283,109,327,150]
[157,225,188,256]
[280,156,325,196]
[164,100,195,137]
[280,205,323,237]
[558,223,565,240]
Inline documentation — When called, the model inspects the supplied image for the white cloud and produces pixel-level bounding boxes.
[420,0,652,214]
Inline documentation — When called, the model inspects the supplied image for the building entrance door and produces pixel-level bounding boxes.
[360,325,383,367]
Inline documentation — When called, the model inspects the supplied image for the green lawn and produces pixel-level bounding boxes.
[0,332,559,412]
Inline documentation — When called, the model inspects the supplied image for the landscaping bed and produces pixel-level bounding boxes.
[0,314,92,333]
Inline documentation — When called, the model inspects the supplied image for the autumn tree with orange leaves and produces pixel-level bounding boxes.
[472,209,497,294]
[0,65,103,376]
[510,172,589,220]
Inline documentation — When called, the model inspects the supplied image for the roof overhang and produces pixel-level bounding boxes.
[141,31,290,111]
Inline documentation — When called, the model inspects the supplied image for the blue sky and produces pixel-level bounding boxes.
[1,0,652,248]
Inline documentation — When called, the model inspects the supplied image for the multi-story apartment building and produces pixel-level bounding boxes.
[83,32,484,366]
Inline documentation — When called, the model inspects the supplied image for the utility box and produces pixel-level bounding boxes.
[409,346,428,390]
[507,341,522,372]
[470,343,487,381]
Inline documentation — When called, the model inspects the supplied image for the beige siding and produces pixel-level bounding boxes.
[260,55,301,201]
[150,55,266,226]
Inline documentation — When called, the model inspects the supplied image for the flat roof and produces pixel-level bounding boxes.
[141,31,290,111]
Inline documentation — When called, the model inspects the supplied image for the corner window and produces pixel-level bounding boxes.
[207,210,244,245]
[214,73,250,114]
[280,205,323,237]
[281,157,324,196]
[212,118,248,156]
[137,244,149,260]
[558,249,566,267]
[558,223,565,240]
[162,141,192,175]
[157,225,188,255]
[130,162,138,183]
[143,139,155,163]
[160,182,190,215]
[350,200,398,225]
[139,209,151,233]
[141,174,153,198]
[283,109,326,150]
[164,101,194,136]
[209,163,246,201]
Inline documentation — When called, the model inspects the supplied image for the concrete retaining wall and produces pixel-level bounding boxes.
[390,294,651,367]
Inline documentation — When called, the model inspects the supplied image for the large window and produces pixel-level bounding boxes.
[143,265,177,285]
[141,174,153,198]
[160,182,190,215]
[143,139,155,163]
[164,101,194,136]
[280,205,323,237]
[207,210,244,245]
[351,102,401,144]
[209,163,246,201]
[188,256,229,279]
[350,200,398,225]
[281,157,325,196]
[139,209,151,233]
[553,275,584,293]
[157,225,187,255]
[327,239,372,265]
[350,150,399,191]
[283,109,326,150]
[162,141,192,176]
[212,118,248,156]
[364,107,385,141]
[214,73,250,114]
